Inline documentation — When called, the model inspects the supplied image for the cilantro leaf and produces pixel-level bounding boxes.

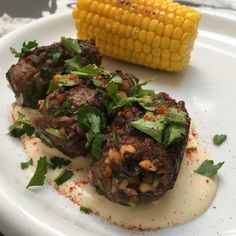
[10,40,38,58]
[77,105,106,131]
[60,37,81,54]
[49,156,71,169]
[91,133,106,160]
[91,79,101,87]
[54,169,74,186]
[27,156,48,188]
[163,124,187,145]
[54,100,73,117]
[21,159,33,170]
[80,206,93,214]
[194,160,224,177]
[71,64,103,77]
[35,131,53,147]
[65,55,81,72]
[213,134,227,146]
[110,76,123,84]
[47,80,56,94]
[131,114,166,143]
[77,105,106,159]
[128,78,155,97]
[9,111,35,138]
[166,108,188,125]
[51,51,62,65]
[45,128,61,138]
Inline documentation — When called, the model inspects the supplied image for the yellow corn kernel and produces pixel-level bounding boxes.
[152,35,161,48]
[156,22,164,36]
[170,39,180,52]
[138,30,147,43]
[134,40,142,53]
[149,19,158,32]
[163,24,174,37]
[173,27,183,39]
[125,25,132,38]
[74,0,201,72]
[146,31,155,44]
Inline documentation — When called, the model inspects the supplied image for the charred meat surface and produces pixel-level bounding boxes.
[7,39,102,108]
[90,93,190,205]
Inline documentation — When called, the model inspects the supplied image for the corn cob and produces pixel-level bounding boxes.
[72,0,201,72]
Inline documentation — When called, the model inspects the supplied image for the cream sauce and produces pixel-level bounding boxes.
[13,104,217,231]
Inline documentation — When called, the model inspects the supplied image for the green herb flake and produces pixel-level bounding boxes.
[9,111,35,138]
[10,40,38,58]
[54,169,74,186]
[92,79,101,87]
[51,51,62,65]
[45,128,61,138]
[20,159,33,170]
[91,133,106,160]
[71,64,103,77]
[49,156,71,169]
[80,206,93,214]
[97,179,104,193]
[194,160,224,177]
[54,100,73,117]
[26,156,48,188]
[65,55,81,72]
[213,134,227,146]
[60,37,81,54]
[111,76,123,84]
[131,114,166,143]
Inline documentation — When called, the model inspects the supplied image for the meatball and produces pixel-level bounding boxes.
[90,93,190,205]
[6,39,102,108]
[32,71,139,158]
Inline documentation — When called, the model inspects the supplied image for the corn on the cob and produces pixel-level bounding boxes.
[73,0,201,72]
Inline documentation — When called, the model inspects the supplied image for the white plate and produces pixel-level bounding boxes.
[0,11,236,236]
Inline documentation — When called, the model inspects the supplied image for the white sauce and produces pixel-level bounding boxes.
[13,105,217,231]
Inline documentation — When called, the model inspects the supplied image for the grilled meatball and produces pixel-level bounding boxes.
[6,40,102,108]
[90,93,190,205]
[32,71,139,158]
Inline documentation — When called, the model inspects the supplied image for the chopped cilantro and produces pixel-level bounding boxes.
[71,64,103,77]
[96,179,104,193]
[128,78,155,97]
[35,131,53,147]
[45,128,61,138]
[194,160,224,177]
[80,206,93,214]
[51,51,62,65]
[65,55,81,72]
[131,109,189,146]
[54,100,73,117]
[10,40,38,58]
[20,159,33,170]
[26,156,48,188]
[60,37,81,54]
[45,100,51,110]
[77,105,106,159]
[47,80,56,94]
[213,134,227,146]
[131,114,166,143]
[110,76,123,84]
[54,169,74,186]
[49,156,71,169]
[92,79,101,87]
[9,111,35,138]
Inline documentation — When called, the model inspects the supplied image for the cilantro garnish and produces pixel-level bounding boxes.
[60,37,81,54]
[21,159,33,170]
[128,78,155,97]
[77,105,106,159]
[49,156,71,169]
[54,169,74,186]
[80,206,93,214]
[51,51,62,65]
[65,55,81,72]
[45,128,61,138]
[131,108,188,146]
[9,111,35,138]
[194,160,224,177]
[10,40,38,58]
[54,100,73,117]
[213,134,227,146]
[27,156,48,188]
[71,64,103,77]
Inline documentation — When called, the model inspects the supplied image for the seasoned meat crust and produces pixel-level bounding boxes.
[90,93,190,205]
[7,40,102,108]
[32,71,139,157]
